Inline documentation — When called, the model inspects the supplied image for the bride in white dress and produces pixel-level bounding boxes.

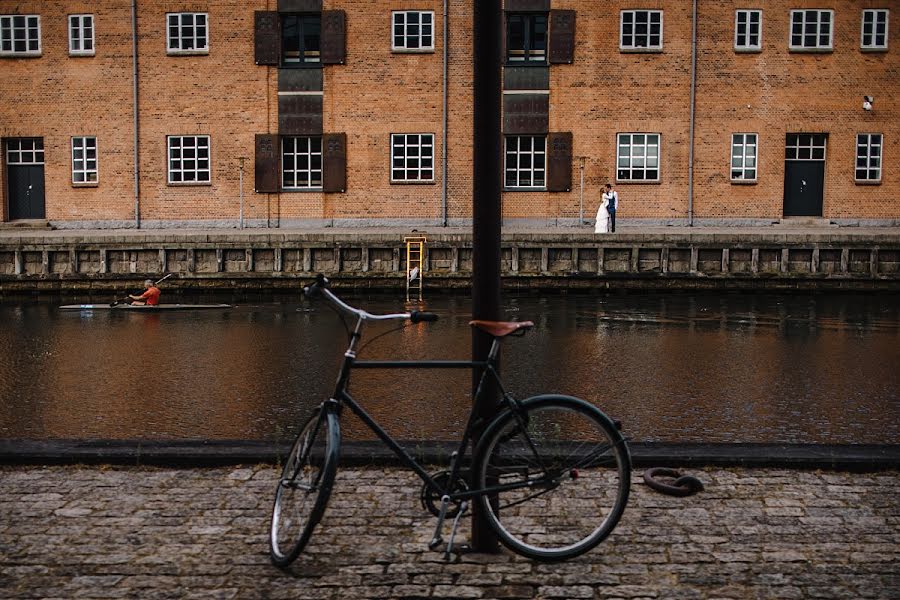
[594,196,610,233]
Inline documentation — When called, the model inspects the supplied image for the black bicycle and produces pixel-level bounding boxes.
[269,275,631,566]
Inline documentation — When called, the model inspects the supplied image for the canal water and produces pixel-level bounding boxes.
[0,292,898,445]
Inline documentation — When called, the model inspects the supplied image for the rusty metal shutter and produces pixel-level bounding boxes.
[505,0,550,11]
[322,133,347,193]
[549,10,576,64]
[254,12,280,66]
[503,93,549,135]
[278,94,324,135]
[255,134,280,193]
[547,132,572,192]
[320,10,346,65]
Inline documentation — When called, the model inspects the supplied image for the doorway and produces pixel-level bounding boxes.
[783,133,826,217]
[5,138,46,220]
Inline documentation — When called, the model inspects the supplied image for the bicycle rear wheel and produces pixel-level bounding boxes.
[270,407,340,567]
[474,395,630,561]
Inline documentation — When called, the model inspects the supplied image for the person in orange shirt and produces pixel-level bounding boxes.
[129,279,161,306]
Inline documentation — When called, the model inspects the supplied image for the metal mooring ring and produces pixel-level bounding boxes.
[643,467,705,497]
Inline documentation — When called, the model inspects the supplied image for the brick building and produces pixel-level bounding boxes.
[0,0,897,229]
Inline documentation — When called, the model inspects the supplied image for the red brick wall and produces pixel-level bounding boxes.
[0,0,897,227]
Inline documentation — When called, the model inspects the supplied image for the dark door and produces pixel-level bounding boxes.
[5,138,46,220]
[783,161,824,216]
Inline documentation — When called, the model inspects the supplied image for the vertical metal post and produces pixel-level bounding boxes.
[471,0,502,553]
[238,157,246,229]
[579,156,586,224]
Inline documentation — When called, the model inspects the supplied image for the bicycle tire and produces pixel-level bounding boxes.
[270,407,340,567]
[474,395,631,561]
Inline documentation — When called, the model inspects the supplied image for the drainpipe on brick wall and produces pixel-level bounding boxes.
[441,0,449,226]
[687,0,697,227]
[131,0,141,228]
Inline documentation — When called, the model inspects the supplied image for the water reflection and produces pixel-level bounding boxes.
[0,293,898,445]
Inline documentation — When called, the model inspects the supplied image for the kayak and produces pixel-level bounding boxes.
[59,303,232,311]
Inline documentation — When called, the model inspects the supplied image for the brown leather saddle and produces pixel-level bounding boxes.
[469,320,535,337]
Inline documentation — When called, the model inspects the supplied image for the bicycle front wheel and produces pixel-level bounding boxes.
[270,407,340,567]
[474,395,631,561]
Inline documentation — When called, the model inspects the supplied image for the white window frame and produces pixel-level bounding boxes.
[282,136,323,190]
[391,11,434,52]
[166,12,208,55]
[861,9,889,51]
[72,137,98,185]
[731,133,758,183]
[617,133,660,182]
[789,9,834,52]
[391,134,435,183]
[5,138,44,165]
[855,133,883,183]
[620,10,663,52]
[734,9,762,52]
[0,15,41,56]
[504,136,546,190]
[167,135,211,184]
[68,14,95,56]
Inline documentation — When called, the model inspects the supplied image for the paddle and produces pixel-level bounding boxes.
[110,274,174,307]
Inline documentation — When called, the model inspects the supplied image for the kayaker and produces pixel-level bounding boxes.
[129,279,161,306]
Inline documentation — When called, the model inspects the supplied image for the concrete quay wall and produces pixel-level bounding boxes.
[1,227,899,292]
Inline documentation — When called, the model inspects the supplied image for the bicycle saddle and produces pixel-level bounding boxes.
[469,320,535,337]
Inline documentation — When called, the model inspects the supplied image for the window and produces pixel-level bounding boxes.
[620,10,663,50]
[731,134,758,182]
[861,9,889,50]
[167,136,210,184]
[789,10,833,51]
[391,134,434,182]
[6,138,44,165]
[282,14,320,65]
[282,137,322,189]
[392,11,434,51]
[68,14,94,56]
[505,136,546,189]
[617,133,660,181]
[0,15,41,56]
[735,10,762,51]
[166,13,208,54]
[506,13,548,63]
[72,137,98,184]
[785,134,826,160]
[856,134,882,182]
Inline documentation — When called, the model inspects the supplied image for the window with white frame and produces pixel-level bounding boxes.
[391,134,434,182]
[856,134,882,182]
[731,134,758,182]
[167,12,208,54]
[69,14,94,56]
[167,136,210,184]
[72,137,98,184]
[282,136,322,189]
[735,10,762,51]
[789,9,833,51]
[0,15,41,56]
[505,136,546,189]
[861,9,889,50]
[620,10,663,50]
[617,133,660,181]
[392,11,434,51]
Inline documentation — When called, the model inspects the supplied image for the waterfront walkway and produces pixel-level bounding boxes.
[1,465,898,599]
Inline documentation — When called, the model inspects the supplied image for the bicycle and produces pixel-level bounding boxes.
[269,275,631,566]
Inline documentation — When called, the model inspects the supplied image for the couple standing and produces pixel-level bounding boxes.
[594,183,618,233]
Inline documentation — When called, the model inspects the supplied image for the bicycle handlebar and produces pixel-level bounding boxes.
[304,274,439,324]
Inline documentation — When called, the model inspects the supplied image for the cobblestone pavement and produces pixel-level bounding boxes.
[1,465,898,599]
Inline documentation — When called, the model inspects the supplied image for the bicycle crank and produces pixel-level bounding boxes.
[420,470,468,518]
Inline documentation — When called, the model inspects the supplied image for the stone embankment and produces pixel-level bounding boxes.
[1,465,898,599]
[1,225,899,292]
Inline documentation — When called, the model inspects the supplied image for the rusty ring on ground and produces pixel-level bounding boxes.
[643,467,705,497]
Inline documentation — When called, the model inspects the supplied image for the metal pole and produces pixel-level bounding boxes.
[688,0,698,227]
[238,157,246,229]
[579,156,586,224]
[471,0,501,553]
[441,0,449,227]
[131,0,140,229]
